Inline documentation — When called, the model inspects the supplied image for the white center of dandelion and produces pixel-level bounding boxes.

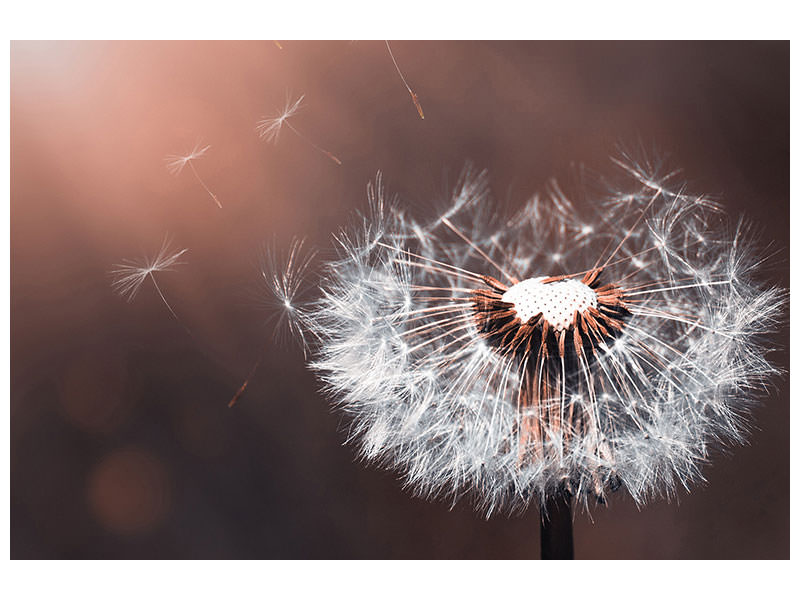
[501,277,597,331]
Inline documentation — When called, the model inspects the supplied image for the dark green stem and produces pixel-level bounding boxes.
[540,492,574,559]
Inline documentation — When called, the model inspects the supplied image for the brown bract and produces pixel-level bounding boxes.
[472,268,630,477]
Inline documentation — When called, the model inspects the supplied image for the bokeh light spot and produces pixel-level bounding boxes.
[87,447,170,536]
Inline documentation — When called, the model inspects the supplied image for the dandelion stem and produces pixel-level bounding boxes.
[148,272,185,329]
[385,41,424,119]
[540,492,574,560]
[285,121,342,165]
[188,160,222,208]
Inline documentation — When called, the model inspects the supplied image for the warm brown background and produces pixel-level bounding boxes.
[11,41,788,559]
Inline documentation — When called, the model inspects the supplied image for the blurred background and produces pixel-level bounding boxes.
[10,40,788,559]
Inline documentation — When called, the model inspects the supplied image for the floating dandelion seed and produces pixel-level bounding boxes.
[228,356,262,409]
[385,40,425,120]
[268,158,783,557]
[260,238,316,352]
[165,142,222,208]
[256,93,342,165]
[110,236,188,323]
[255,94,303,145]
[229,239,316,409]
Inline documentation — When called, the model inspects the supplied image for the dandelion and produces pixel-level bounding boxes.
[110,235,188,323]
[165,142,222,208]
[385,40,425,120]
[268,158,783,558]
[256,93,342,165]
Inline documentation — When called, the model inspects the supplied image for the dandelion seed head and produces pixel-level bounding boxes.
[502,277,598,331]
[271,158,784,516]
